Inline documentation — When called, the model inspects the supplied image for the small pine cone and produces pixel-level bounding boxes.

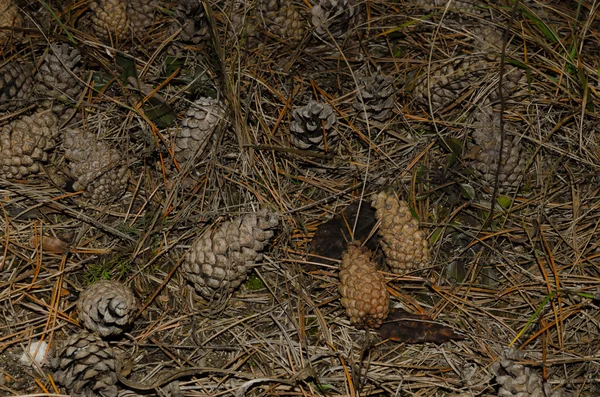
[35,44,83,102]
[262,0,305,44]
[412,58,481,112]
[181,211,279,300]
[89,0,130,41]
[353,70,396,123]
[0,110,58,179]
[173,97,226,165]
[290,100,337,150]
[77,280,138,337]
[0,61,34,112]
[372,191,429,274]
[169,0,210,43]
[62,129,129,204]
[339,243,389,329]
[470,108,525,190]
[51,331,118,397]
[0,0,23,45]
[491,349,563,397]
[311,0,358,39]
[126,0,156,38]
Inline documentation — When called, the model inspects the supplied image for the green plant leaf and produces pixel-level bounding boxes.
[143,97,177,128]
[459,183,475,200]
[497,195,512,209]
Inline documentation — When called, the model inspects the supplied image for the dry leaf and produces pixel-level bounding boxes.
[376,308,464,344]
[29,235,69,254]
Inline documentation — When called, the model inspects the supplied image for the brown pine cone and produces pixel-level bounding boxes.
[62,129,129,204]
[262,0,305,44]
[0,61,34,112]
[35,43,83,103]
[290,100,337,150]
[339,243,389,329]
[353,69,396,123]
[127,0,156,38]
[77,280,138,337]
[89,0,130,41]
[311,0,359,39]
[51,331,118,397]
[181,211,279,300]
[0,109,58,179]
[173,97,226,165]
[0,0,23,45]
[169,0,210,44]
[372,191,429,274]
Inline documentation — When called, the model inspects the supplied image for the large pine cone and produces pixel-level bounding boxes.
[0,0,23,45]
[290,100,337,151]
[181,211,279,300]
[62,129,129,204]
[0,61,34,112]
[339,243,389,329]
[89,0,130,41]
[491,349,563,397]
[470,108,525,190]
[77,280,138,337]
[0,109,58,179]
[173,97,226,165]
[126,0,156,38]
[51,331,118,397]
[353,70,396,123]
[262,0,305,45]
[311,0,358,39]
[35,44,83,103]
[372,191,429,274]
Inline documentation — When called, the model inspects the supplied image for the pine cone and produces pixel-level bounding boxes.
[491,349,563,397]
[0,61,33,112]
[470,108,525,190]
[35,44,83,103]
[290,100,337,150]
[339,243,389,329]
[51,331,118,397]
[471,26,504,61]
[62,129,129,204]
[262,0,305,44]
[181,211,279,300]
[89,0,130,41]
[173,97,226,165]
[372,191,429,274]
[311,0,358,39]
[0,109,58,179]
[412,58,481,112]
[0,0,23,45]
[353,70,396,123]
[127,0,156,38]
[169,0,210,44]
[77,280,138,337]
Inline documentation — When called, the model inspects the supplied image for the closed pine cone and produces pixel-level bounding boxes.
[0,109,58,179]
[262,0,305,44]
[470,108,525,190]
[0,61,33,112]
[51,330,118,397]
[181,211,279,300]
[491,349,564,397]
[0,0,23,45]
[62,129,129,204]
[290,100,337,150]
[339,243,389,329]
[35,44,83,103]
[89,0,130,41]
[353,69,396,123]
[126,0,156,38]
[173,97,226,165]
[372,191,429,274]
[77,280,138,337]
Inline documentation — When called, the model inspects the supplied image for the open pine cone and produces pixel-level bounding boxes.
[0,109,58,179]
[372,191,429,274]
[173,97,226,165]
[89,0,130,41]
[290,100,337,151]
[339,243,389,329]
[62,129,129,204]
[51,331,118,397]
[311,0,358,39]
[0,61,34,113]
[169,0,210,44]
[353,70,396,123]
[35,44,83,103]
[181,211,279,300]
[77,280,138,337]
[0,0,23,45]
